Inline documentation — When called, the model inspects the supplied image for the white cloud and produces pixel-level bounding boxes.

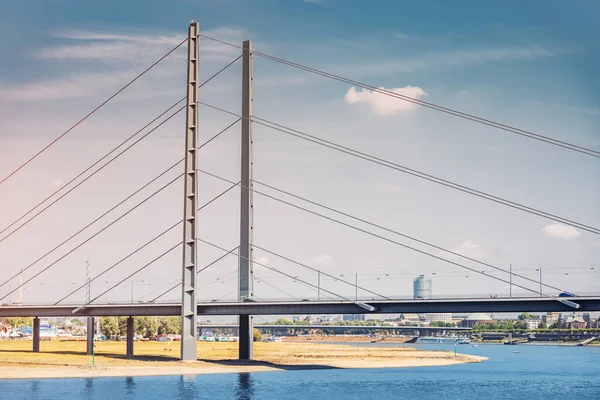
[344,86,427,115]
[0,27,247,103]
[449,240,488,260]
[0,70,134,102]
[51,179,63,187]
[42,27,246,63]
[312,254,334,267]
[542,223,581,240]
[335,45,582,78]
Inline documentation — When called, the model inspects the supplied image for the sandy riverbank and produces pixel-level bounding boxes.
[0,341,486,379]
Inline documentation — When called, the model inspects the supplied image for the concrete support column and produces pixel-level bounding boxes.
[86,317,95,356]
[239,315,253,360]
[32,317,40,352]
[126,316,134,357]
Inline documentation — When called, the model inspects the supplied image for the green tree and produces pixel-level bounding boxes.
[118,317,129,336]
[537,321,547,330]
[513,321,527,330]
[135,316,158,339]
[157,317,181,335]
[518,313,537,321]
[5,317,33,328]
[274,318,293,325]
[429,321,456,328]
[99,317,120,338]
[253,328,262,342]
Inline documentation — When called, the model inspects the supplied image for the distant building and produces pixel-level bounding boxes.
[543,312,560,326]
[319,315,342,323]
[525,319,542,330]
[400,314,420,324]
[564,317,586,329]
[460,313,495,328]
[343,314,366,321]
[413,275,432,299]
[422,313,453,324]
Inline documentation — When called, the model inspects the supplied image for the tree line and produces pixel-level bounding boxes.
[98,316,181,339]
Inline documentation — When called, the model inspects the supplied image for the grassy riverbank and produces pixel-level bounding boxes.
[0,340,485,379]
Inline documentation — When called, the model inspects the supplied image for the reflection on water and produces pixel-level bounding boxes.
[83,378,94,400]
[125,376,135,396]
[178,375,197,398]
[236,373,254,400]
[29,380,40,396]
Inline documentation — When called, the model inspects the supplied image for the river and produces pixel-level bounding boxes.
[0,343,598,399]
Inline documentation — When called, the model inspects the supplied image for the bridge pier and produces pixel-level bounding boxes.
[86,317,95,356]
[126,316,134,357]
[32,317,40,352]
[239,315,253,360]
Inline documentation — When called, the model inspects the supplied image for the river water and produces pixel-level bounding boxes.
[1,343,598,399]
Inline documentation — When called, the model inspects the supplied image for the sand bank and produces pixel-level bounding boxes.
[0,341,486,379]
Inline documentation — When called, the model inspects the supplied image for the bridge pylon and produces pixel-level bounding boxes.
[180,21,200,361]
[238,39,254,360]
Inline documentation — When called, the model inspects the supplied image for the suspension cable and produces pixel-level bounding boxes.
[0,37,189,186]
[199,34,600,159]
[1,55,243,241]
[197,237,360,302]
[196,168,559,297]
[0,173,183,302]
[150,245,239,303]
[198,101,599,236]
[0,105,186,244]
[253,245,390,299]
[250,180,566,293]
[0,163,182,293]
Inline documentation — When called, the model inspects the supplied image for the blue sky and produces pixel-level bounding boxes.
[0,0,599,306]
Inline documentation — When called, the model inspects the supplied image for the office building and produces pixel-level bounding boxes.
[413,275,432,299]
[422,313,453,324]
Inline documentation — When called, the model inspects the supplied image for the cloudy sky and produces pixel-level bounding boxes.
[0,0,599,307]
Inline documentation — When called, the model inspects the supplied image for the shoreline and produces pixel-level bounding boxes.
[0,341,486,380]
[0,356,487,380]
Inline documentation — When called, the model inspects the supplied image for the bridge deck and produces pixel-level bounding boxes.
[1,297,599,317]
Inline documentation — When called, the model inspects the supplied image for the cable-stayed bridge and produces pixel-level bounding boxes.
[1,22,599,361]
